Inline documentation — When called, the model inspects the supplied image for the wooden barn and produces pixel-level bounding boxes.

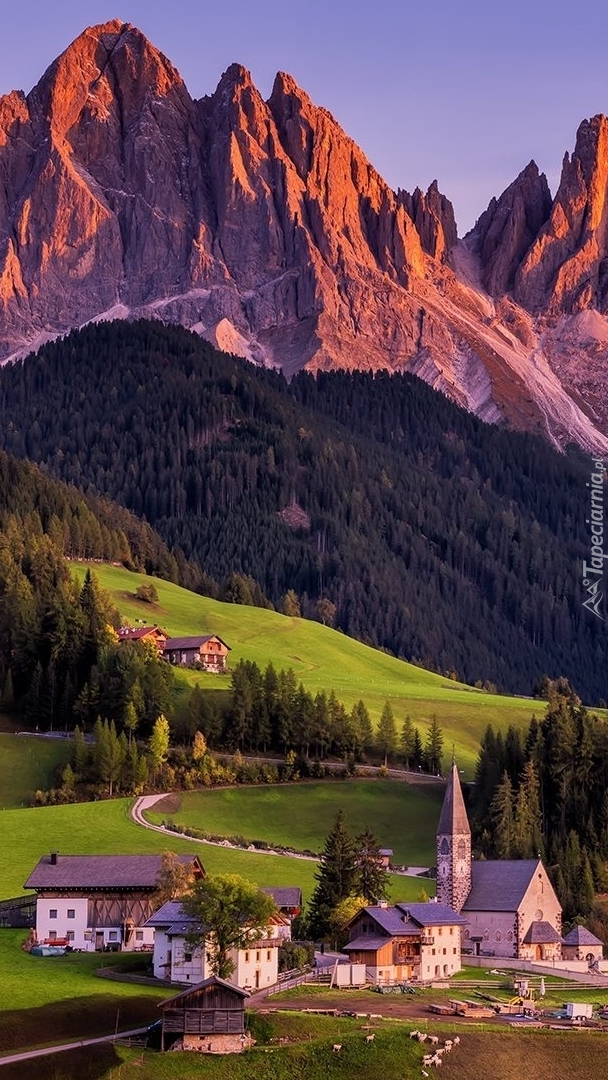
[117,625,167,651]
[157,976,251,1053]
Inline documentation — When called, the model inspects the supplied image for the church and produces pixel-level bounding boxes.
[436,762,563,962]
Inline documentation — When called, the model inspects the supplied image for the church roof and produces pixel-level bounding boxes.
[562,925,603,947]
[462,859,541,911]
[437,761,470,837]
[522,920,561,945]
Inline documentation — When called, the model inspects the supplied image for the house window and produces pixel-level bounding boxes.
[450,927,453,935]
[267,950,271,961]
[66,931,75,942]
[438,927,443,936]
[135,931,144,941]
[432,948,436,955]
[443,948,446,955]
[48,930,57,940]
[49,909,57,919]
[109,932,118,941]
[67,909,75,919]
[245,951,250,962]
[256,951,261,962]
[84,932,93,941]
[184,951,192,963]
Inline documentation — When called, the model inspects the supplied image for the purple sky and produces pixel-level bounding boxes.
[2,0,607,234]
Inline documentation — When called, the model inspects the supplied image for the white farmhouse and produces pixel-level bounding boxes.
[146,896,289,990]
[24,853,204,952]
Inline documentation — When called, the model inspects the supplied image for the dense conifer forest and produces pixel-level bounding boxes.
[470,681,608,924]
[0,319,604,702]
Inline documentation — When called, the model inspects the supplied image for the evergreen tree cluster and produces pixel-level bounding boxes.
[189,657,444,770]
[471,684,608,921]
[0,445,208,590]
[0,319,604,701]
[307,811,390,940]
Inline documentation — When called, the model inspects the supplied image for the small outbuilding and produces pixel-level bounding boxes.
[157,976,251,1053]
[562,925,604,963]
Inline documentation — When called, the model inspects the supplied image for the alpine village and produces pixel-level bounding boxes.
[1,16,608,1080]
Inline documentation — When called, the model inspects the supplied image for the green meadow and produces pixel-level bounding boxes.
[73,562,544,777]
[147,779,442,867]
[0,734,72,809]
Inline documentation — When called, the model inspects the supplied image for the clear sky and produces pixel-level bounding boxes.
[1,0,607,234]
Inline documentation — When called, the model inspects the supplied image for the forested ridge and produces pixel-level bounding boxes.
[0,319,604,702]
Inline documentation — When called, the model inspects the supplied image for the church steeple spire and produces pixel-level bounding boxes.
[436,761,471,912]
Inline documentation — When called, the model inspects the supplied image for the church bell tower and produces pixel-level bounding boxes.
[436,760,471,912]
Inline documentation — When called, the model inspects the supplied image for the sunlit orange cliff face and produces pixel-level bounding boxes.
[0,21,608,454]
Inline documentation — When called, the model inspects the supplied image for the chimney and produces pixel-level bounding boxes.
[377,900,388,909]
[50,852,58,865]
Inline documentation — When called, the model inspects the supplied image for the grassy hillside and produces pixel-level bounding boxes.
[73,561,542,777]
[147,781,441,867]
[0,734,72,809]
[0,796,431,905]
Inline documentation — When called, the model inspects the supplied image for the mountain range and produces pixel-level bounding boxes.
[1,20,608,453]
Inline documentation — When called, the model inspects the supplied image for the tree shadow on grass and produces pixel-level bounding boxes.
[0,1044,120,1080]
[0,993,158,1054]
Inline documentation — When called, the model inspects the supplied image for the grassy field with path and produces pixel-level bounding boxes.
[147,779,442,867]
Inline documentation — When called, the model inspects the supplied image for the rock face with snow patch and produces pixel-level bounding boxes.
[0,21,608,453]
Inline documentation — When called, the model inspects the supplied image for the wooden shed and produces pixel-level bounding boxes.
[158,976,252,1054]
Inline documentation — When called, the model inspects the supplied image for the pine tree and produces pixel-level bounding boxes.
[424,714,444,775]
[308,810,358,940]
[400,713,416,769]
[376,701,397,766]
[490,771,514,858]
[355,826,390,903]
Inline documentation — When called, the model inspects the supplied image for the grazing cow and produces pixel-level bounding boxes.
[332,1044,342,1053]
[365,1033,375,1043]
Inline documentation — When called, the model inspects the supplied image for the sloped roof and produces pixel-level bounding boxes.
[437,762,471,838]
[522,920,561,945]
[25,854,200,891]
[118,625,165,641]
[562,925,603,947]
[163,635,230,650]
[463,860,541,912]
[159,975,250,1006]
[348,901,465,938]
[396,902,467,927]
[344,935,394,952]
[262,886,302,909]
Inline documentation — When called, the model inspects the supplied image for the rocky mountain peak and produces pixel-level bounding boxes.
[0,25,607,453]
[514,114,608,313]
[469,160,552,295]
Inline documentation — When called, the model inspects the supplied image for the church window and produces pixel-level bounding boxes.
[507,931,513,942]
[483,930,489,941]
[464,929,470,940]
[496,931,501,942]
[440,838,450,855]
[457,839,466,859]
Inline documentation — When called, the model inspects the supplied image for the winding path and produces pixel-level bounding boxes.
[129,794,433,877]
